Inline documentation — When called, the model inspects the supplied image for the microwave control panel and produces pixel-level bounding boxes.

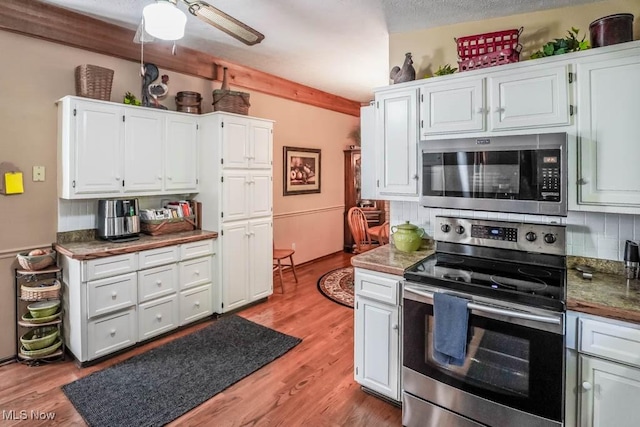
[538,151,561,201]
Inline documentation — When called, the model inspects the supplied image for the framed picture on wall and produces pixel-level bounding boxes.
[283,146,321,196]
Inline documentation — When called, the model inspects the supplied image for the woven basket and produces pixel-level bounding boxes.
[141,216,196,236]
[75,64,114,101]
[17,250,56,271]
[212,89,250,115]
[20,280,61,301]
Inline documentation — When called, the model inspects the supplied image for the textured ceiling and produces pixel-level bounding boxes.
[39,0,601,102]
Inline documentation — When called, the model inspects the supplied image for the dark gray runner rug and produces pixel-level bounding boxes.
[62,315,301,427]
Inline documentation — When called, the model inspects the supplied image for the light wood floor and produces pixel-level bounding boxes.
[0,252,402,426]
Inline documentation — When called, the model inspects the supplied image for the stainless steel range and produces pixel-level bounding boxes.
[402,216,566,427]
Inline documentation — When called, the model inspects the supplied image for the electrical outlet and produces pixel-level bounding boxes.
[292,243,296,250]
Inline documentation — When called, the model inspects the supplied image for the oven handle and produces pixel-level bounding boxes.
[403,285,562,325]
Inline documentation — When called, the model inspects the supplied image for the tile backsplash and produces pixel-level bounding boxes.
[57,196,191,232]
[390,201,640,262]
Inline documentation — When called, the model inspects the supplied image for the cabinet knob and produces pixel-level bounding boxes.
[194,270,200,275]
[578,178,587,185]
[115,176,121,181]
[157,176,162,180]
[582,381,592,391]
[495,107,505,113]
[476,107,485,114]
[156,314,163,321]
[413,174,419,180]
[110,329,116,336]
[194,301,200,308]
[111,291,117,299]
[392,324,399,331]
[156,280,162,286]
[167,176,173,180]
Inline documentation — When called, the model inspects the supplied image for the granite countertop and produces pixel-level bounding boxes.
[352,246,640,325]
[351,244,434,276]
[55,230,218,260]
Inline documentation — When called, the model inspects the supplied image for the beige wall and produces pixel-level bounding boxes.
[0,30,357,359]
[390,0,640,79]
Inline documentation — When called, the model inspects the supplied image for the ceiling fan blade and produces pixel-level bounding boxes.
[181,0,264,46]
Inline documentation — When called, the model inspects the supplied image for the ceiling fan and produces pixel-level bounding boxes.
[142,0,264,46]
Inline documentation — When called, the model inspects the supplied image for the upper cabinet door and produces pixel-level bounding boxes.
[249,171,272,218]
[165,114,198,192]
[221,116,250,168]
[250,120,273,169]
[375,88,419,199]
[489,65,570,131]
[420,77,485,136]
[221,170,250,222]
[123,108,164,193]
[577,55,640,207]
[73,101,123,195]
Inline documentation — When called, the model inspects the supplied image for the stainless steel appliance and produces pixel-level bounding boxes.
[97,198,140,241]
[402,216,566,427]
[420,133,567,215]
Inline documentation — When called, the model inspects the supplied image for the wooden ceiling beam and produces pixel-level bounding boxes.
[0,0,361,117]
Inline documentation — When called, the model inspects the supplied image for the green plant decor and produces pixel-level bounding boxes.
[123,91,142,106]
[530,27,590,59]
[433,64,457,76]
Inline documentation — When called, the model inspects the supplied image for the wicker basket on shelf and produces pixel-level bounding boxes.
[212,90,251,115]
[141,216,196,236]
[17,250,56,271]
[20,280,61,301]
[75,64,114,101]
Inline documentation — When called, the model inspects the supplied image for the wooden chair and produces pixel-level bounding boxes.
[347,207,379,254]
[378,221,390,245]
[273,243,298,293]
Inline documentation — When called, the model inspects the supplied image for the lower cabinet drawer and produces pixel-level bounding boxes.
[179,256,212,289]
[580,318,640,368]
[138,264,178,303]
[180,283,212,325]
[87,308,137,360]
[87,272,137,318]
[138,294,179,341]
[180,239,214,260]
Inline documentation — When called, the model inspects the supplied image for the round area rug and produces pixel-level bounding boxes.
[317,267,354,308]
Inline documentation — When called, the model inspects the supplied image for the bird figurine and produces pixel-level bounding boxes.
[390,52,416,84]
[148,74,169,109]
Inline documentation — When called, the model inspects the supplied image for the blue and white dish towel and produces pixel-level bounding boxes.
[433,292,469,366]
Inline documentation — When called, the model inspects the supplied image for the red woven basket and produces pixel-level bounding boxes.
[456,27,523,72]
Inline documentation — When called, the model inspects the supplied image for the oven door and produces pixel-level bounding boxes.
[402,283,564,426]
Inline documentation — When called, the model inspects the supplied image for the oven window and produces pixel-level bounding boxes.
[426,316,530,398]
[403,298,563,422]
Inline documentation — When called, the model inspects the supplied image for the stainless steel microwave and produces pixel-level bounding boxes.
[420,133,567,216]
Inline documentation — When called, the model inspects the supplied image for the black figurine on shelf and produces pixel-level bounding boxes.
[141,63,167,109]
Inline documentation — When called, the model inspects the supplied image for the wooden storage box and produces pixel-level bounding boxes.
[212,89,250,115]
[75,64,114,101]
[141,216,196,236]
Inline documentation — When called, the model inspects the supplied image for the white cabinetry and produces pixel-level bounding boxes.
[374,88,419,201]
[575,49,640,212]
[57,96,199,199]
[61,238,215,363]
[566,311,640,427]
[354,268,401,402]
[419,64,569,137]
[197,113,274,313]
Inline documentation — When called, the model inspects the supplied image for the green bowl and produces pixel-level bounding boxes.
[27,299,60,318]
[20,326,59,350]
[21,310,61,324]
[20,338,62,358]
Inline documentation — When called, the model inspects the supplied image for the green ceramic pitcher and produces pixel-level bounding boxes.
[391,221,425,252]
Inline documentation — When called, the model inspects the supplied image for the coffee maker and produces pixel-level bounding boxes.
[97,199,140,241]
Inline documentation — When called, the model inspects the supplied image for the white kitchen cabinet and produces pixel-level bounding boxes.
[165,114,198,192]
[566,311,640,427]
[419,65,569,137]
[575,50,640,211]
[57,96,199,199]
[60,238,215,363]
[354,268,401,402]
[220,218,273,312]
[197,113,274,314]
[374,87,419,201]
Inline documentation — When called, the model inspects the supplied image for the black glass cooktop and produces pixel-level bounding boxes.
[404,252,566,311]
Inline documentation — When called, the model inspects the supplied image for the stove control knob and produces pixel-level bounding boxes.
[455,225,465,235]
[544,233,557,244]
[441,224,451,233]
[525,232,537,242]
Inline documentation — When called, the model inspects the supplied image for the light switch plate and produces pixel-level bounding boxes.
[33,166,45,182]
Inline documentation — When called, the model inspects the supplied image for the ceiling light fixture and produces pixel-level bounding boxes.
[143,0,187,41]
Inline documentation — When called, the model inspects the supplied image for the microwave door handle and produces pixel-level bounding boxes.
[404,286,561,325]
